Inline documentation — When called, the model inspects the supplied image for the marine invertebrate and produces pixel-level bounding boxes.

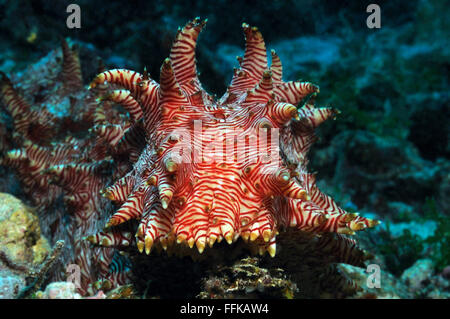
[1,18,380,297]
[89,18,379,258]
[0,40,133,295]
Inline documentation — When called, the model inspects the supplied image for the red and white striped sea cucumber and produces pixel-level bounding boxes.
[87,18,380,257]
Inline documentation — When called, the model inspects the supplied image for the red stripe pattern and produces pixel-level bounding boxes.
[0,41,137,295]
[1,18,380,296]
[91,18,379,258]
[61,39,83,93]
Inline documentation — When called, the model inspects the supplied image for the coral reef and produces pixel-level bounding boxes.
[0,17,382,298]
[2,3,447,297]
[198,257,298,299]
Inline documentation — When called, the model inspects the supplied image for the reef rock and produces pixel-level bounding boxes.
[312,130,440,214]
[401,259,434,291]
[0,270,26,299]
[198,257,297,299]
[35,282,82,299]
[399,259,450,298]
[0,192,51,299]
[0,192,50,268]
[338,263,411,299]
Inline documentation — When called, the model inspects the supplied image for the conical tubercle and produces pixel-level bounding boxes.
[159,58,188,107]
[169,17,207,87]
[100,174,134,203]
[156,172,175,210]
[257,166,307,200]
[105,184,150,228]
[61,38,83,91]
[270,49,283,83]
[245,70,274,103]
[297,104,340,129]
[85,230,132,248]
[266,101,298,125]
[99,89,143,123]
[241,23,268,80]
[89,69,144,97]
[275,81,320,106]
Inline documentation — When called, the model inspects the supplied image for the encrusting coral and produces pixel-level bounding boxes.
[0,18,380,297]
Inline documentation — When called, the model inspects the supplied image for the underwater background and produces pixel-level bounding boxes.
[0,0,448,299]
